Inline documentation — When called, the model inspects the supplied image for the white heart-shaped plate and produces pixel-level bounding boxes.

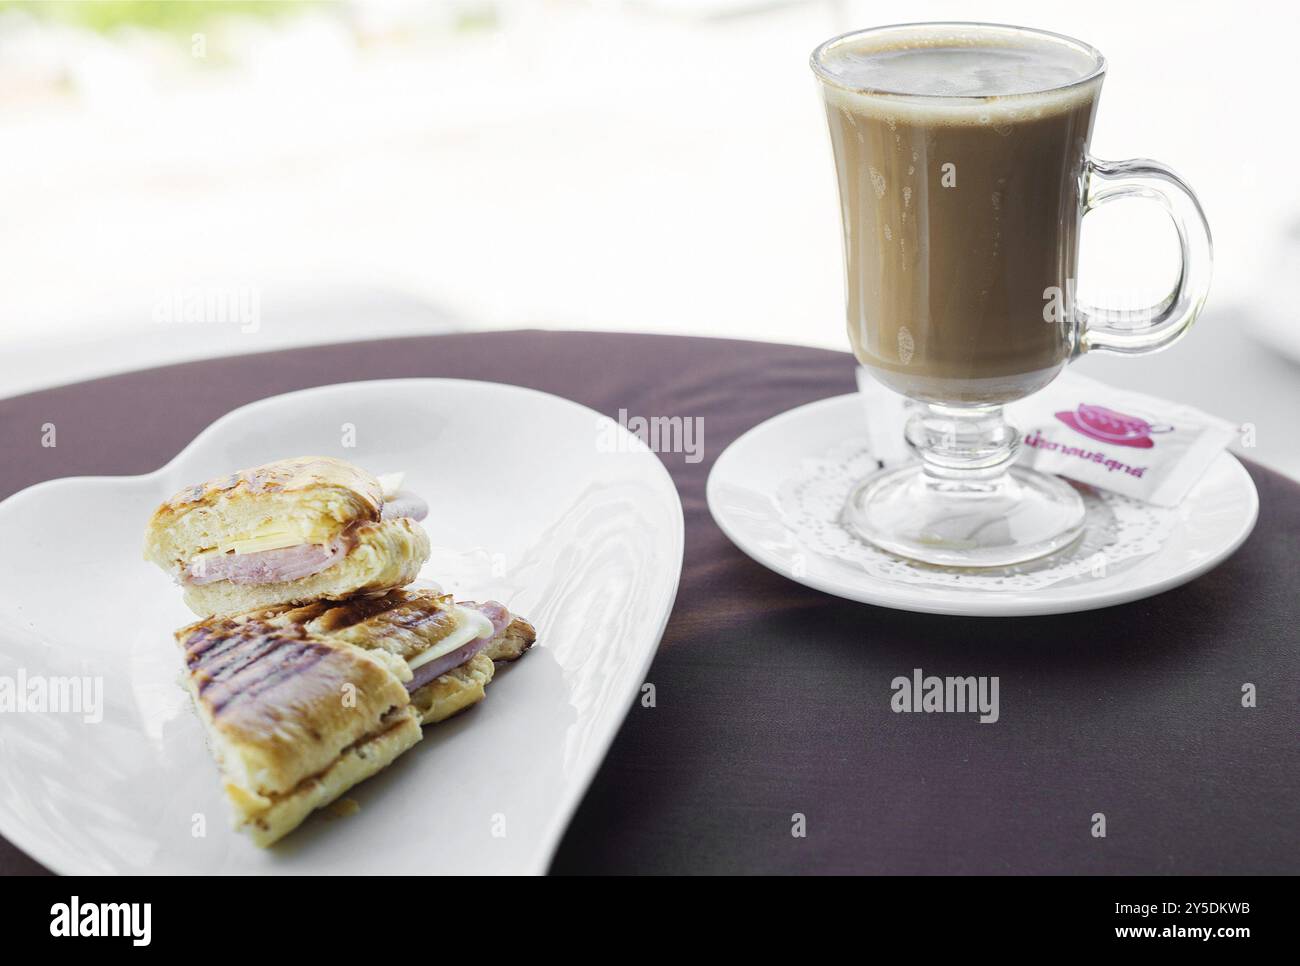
[0,379,683,873]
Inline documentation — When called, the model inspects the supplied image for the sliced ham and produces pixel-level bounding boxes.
[462,600,510,638]
[405,635,493,693]
[403,601,513,692]
[186,537,348,586]
[183,492,427,586]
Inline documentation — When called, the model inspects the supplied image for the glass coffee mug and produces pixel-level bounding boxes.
[810,22,1212,566]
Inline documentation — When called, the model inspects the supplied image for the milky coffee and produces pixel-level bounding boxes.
[818,27,1103,404]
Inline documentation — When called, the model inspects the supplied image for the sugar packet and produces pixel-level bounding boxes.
[1006,373,1237,507]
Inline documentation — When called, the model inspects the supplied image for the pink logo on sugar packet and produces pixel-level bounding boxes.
[1054,403,1173,449]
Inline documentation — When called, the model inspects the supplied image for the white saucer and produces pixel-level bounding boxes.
[707,393,1258,617]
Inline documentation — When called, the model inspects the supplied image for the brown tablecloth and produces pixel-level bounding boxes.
[1,331,1296,875]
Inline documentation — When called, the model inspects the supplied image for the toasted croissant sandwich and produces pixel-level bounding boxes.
[177,589,535,846]
[145,456,430,617]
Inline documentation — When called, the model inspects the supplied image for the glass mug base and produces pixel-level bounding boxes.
[843,464,1086,568]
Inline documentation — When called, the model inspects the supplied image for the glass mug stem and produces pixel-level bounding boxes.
[905,403,1019,479]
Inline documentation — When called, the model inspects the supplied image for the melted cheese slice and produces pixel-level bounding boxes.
[408,606,493,672]
[191,518,341,559]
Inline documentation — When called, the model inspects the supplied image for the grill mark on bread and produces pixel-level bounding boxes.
[193,633,283,679]
[354,600,459,640]
[310,590,451,630]
[186,622,334,715]
[185,620,290,667]
[165,458,379,509]
[199,629,305,683]
[216,644,332,715]
[303,591,461,663]
[208,646,332,716]
[183,622,235,659]
[311,593,412,630]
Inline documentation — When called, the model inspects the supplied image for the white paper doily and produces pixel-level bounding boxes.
[776,438,1178,592]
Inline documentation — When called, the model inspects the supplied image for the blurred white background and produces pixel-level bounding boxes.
[1,0,1297,474]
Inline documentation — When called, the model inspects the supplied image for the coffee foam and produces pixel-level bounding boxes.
[816,25,1102,125]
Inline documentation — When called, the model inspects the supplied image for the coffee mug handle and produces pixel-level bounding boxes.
[1076,157,1213,356]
